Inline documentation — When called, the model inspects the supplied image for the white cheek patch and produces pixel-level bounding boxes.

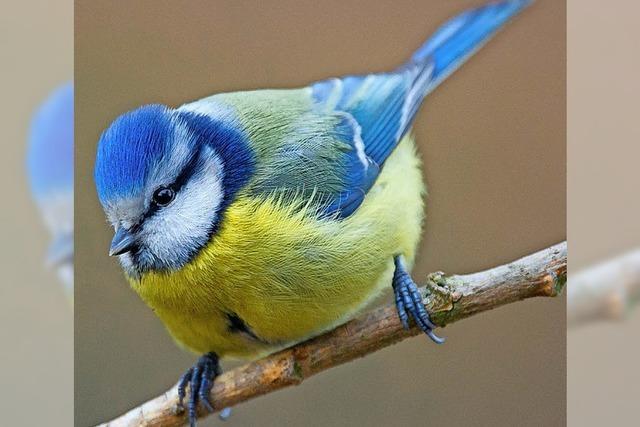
[140,151,225,269]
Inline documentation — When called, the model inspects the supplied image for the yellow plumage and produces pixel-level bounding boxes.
[129,135,424,359]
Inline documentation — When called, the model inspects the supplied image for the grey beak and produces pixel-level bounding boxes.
[109,227,135,256]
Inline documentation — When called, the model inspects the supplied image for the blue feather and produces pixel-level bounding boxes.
[95,104,173,204]
[323,114,380,217]
[174,111,255,218]
[312,0,531,217]
[411,0,533,90]
[95,105,255,223]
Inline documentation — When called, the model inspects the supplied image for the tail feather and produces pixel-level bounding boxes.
[410,0,533,93]
[311,0,532,192]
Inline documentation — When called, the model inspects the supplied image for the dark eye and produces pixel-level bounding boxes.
[152,187,175,207]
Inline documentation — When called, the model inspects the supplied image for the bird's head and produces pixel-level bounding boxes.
[94,104,253,278]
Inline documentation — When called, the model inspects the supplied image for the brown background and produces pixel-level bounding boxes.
[1,0,73,425]
[567,1,640,425]
[75,1,566,426]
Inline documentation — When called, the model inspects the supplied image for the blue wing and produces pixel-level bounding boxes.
[312,0,531,217]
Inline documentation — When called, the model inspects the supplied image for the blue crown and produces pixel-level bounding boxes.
[95,104,174,204]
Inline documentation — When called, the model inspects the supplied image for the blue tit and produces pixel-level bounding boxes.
[94,1,532,424]
[27,82,74,298]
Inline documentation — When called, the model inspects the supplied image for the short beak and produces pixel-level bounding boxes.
[109,227,135,256]
[46,233,73,267]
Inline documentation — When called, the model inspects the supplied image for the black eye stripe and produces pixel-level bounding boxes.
[170,146,205,194]
[137,146,205,224]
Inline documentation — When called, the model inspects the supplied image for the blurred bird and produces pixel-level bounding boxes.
[94,1,531,424]
[27,82,74,299]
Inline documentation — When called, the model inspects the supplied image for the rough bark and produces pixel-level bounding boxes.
[99,241,566,427]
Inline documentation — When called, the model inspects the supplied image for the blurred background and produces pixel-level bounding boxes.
[75,1,565,426]
[567,0,640,425]
[0,0,73,426]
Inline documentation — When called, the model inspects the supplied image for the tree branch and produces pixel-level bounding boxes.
[568,249,640,326]
[99,241,566,427]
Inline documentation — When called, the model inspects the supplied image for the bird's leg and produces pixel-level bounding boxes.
[177,352,222,427]
[392,255,445,344]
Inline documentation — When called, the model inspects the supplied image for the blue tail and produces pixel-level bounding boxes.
[311,0,532,218]
[410,0,532,93]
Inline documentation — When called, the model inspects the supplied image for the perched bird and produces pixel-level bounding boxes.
[27,82,74,298]
[94,1,531,424]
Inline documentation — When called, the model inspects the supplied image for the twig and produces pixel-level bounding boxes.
[99,242,566,427]
[568,249,640,326]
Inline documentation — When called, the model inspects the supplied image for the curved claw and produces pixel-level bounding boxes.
[392,256,445,344]
[177,352,221,427]
[188,363,203,425]
[424,326,446,344]
[198,361,215,413]
[219,407,232,421]
[177,367,194,410]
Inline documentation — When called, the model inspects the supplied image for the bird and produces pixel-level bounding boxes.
[27,82,74,299]
[94,1,532,424]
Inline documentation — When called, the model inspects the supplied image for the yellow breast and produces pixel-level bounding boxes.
[129,136,425,359]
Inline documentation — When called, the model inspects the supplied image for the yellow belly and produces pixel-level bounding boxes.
[129,136,425,359]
